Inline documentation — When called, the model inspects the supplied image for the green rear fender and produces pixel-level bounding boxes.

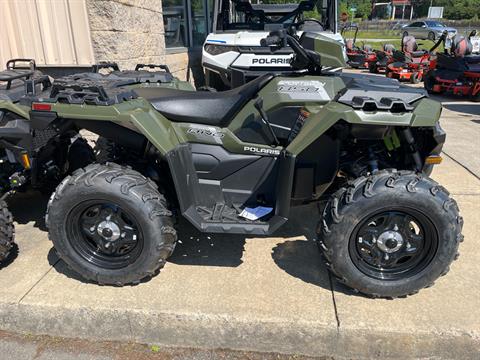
[126,107,181,154]
[287,98,442,156]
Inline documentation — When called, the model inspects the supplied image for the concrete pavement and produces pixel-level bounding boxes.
[0,93,479,359]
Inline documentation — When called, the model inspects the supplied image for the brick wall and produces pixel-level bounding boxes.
[85,0,203,85]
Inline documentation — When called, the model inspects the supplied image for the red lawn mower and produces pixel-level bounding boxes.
[342,24,374,69]
[386,34,444,84]
[425,30,480,101]
[367,44,396,73]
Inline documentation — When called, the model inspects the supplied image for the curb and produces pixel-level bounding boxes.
[0,303,478,359]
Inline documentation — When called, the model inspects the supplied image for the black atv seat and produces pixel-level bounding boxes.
[134,74,274,127]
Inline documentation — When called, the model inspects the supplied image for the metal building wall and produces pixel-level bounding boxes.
[0,0,94,67]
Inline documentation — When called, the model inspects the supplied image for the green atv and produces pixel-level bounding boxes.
[0,59,190,264]
[1,31,462,298]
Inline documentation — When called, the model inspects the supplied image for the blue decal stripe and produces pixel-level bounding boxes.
[207,40,227,44]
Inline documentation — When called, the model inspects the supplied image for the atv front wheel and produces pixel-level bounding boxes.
[0,201,14,263]
[368,62,378,74]
[318,170,463,298]
[47,163,177,285]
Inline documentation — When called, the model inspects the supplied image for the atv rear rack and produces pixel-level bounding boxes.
[1,59,52,102]
[0,58,37,90]
[49,74,138,105]
[91,62,174,84]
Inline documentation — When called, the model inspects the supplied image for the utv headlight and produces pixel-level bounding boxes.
[204,44,237,55]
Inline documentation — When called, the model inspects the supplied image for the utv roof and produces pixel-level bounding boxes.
[251,4,301,13]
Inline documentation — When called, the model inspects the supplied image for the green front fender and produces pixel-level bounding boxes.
[287,98,442,156]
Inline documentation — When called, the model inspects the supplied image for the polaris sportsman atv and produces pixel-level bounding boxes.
[0,60,189,265]
[2,32,462,298]
[425,30,480,101]
[386,34,444,84]
[203,0,344,89]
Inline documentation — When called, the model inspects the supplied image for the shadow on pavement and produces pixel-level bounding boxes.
[7,190,49,231]
[169,217,246,267]
[442,103,480,116]
[41,199,359,296]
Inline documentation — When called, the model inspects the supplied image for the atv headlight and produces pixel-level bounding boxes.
[204,44,237,55]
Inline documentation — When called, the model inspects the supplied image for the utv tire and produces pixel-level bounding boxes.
[47,163,177,285]
[0,201,14,263]
[318,170,463,298]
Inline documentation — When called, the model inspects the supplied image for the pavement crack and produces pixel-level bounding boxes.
[18,258,60,304]
[327,272,341,330]
[442,151,480,181]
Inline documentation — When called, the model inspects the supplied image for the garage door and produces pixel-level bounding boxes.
[0,0,94,67]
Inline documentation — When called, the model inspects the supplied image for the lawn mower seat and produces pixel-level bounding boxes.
[346,39,355,51]
[363,44,373,52]
[383,44,396,54]
[441,36,480,71]
[452,36,472,58]
[402,36,429,63]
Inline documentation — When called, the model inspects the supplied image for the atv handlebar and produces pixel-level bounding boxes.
[261,30,319,72]
[260,35,284,47]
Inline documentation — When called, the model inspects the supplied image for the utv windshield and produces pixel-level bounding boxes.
[214,0,336,32]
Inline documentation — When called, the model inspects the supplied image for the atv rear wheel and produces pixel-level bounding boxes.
[318,170,463,298]
[47,163,177,285]
[0,201,14,263]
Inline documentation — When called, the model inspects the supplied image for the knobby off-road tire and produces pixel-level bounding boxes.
[47,163,177,285]
[0,201,14,263]
[318,170,463,298]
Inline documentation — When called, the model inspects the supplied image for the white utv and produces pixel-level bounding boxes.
[202,0,345,90]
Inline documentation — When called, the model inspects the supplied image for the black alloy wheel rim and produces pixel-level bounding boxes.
[66,200,143,269]
[349,208,438,281]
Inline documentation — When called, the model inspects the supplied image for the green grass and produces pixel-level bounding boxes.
[356,30,400,39]
[347,38,445,53]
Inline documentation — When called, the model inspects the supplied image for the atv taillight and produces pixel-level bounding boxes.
[32,103,52,111]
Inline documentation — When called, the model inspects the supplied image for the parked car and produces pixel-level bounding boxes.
[402,20,457,41]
